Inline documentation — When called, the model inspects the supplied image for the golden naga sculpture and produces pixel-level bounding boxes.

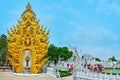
[7,3,49,73]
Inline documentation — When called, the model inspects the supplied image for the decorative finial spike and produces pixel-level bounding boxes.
[26,2,31,10]
[47,29,50,35]
[7,29,9,34]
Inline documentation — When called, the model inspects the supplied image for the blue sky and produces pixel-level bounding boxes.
[0,0,120,60]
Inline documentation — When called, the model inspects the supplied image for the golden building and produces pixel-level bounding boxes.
[7,3,49,73]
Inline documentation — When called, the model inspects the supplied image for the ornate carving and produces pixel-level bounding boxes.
[7,3,49,73]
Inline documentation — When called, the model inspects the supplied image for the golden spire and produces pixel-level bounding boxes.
[26,2,31,10]
[22,2,36,20]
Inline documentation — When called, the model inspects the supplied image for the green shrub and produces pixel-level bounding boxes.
[60,71,72,77]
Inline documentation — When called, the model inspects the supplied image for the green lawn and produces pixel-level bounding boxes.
[103,67,120,75]
[59,66,72,77]
[60,71,72,77]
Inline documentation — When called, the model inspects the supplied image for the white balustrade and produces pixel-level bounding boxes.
[70,53,120,80]
[73,69,120,80]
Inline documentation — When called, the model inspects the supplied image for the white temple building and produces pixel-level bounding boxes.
[67,46,80,62]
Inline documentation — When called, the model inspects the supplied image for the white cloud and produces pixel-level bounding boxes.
[63,23,120,59]
[107,1,120,16]
[96,0,120,16]
[70,24,119,42]
[43,0,81,18]
[60,22,120,55]
[9,10,20,15]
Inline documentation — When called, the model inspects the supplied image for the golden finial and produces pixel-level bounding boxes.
[13,26,16,31]
[10,27,13,32]
[45,29,50,36]
[17,20,20,24]
[43,27,46,32]
[41,25,44,30]
[47,29,50,34]
[7,29,10,35]
[21,2,36,20]
[26,2,31,10]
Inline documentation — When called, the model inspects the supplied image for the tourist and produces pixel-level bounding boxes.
[67,64,70,71]
[70,64,74,72]
[90,64,94,72]
[93,64,97,73]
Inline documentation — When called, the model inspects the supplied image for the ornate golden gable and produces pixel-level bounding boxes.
[7,3,49,73]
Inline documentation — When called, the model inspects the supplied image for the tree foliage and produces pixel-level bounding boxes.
[95,57,101,62]
[0,34,8,65]
[47,44,73,65]
[108,56,117,62]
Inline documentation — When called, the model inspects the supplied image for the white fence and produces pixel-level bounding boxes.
[73,68,120,80]
[86,60,120,68]
[47,67,56,76]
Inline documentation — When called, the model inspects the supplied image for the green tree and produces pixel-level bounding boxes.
[95,57,101,62]
[0,34,8,65]
[60,47,73,60]
[47,44,73,65]
[108,56,117,62]
[47,44,59,65]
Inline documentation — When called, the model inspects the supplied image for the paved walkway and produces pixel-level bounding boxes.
[0,71,73,80]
